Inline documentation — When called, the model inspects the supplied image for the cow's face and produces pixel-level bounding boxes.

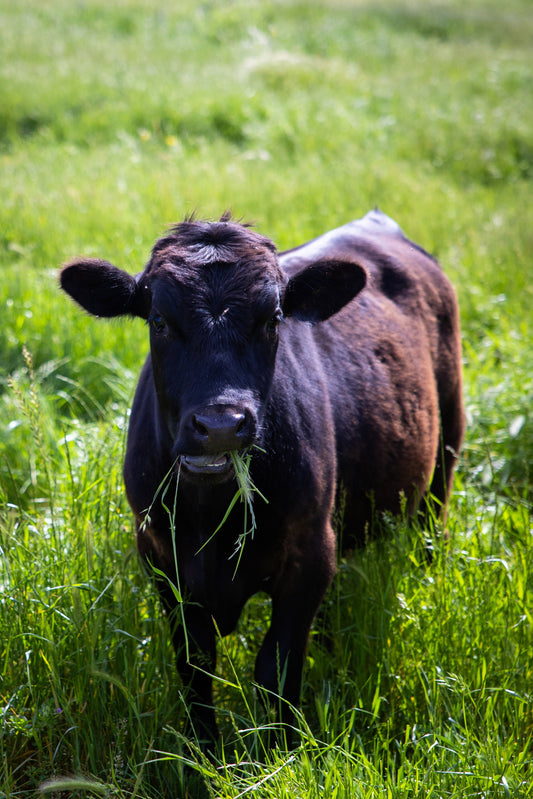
[141,223,284,481]
[60,216,366,483]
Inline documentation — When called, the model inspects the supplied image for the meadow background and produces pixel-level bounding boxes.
[0,0,532,796]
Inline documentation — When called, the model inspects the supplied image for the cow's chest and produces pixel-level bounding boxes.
[180,528,270,636]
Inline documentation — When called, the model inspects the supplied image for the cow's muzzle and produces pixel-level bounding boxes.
[190,406,253,449]
[178,404,256,481]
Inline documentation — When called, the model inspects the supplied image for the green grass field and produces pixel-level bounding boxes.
[1,0,532,795]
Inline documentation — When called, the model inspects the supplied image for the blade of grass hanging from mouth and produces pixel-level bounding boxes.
[160,460,191,662]
[229,449,268,577]
[139,454,180,532]
[231,449,268,509]
[142,458,191,662]
[195,487,242,555]
[195,449,268,560]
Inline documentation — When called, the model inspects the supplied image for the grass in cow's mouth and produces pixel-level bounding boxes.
[196,447,268,574]
[138,448,267,666]
[141,447,268,577]
[229,448,268,568]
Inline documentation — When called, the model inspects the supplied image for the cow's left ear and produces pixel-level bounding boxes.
[282,259,367,323]
[60,258,149,319]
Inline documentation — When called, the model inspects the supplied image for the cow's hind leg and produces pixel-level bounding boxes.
[421,387,465,530]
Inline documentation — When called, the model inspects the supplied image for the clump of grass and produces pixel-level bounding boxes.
[228,448,268,566]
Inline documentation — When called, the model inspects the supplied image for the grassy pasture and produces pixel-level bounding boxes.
[0,0,532,795]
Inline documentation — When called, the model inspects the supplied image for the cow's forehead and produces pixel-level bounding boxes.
[150,220,278,267]
[149,259,282,304]
[144,220,285,301]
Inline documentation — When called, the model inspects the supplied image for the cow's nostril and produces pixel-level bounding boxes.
[192,415,209,438]
[235,414,247,434]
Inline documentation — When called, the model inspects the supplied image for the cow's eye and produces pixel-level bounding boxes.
[148,312,167,335]
[265,311,282,338]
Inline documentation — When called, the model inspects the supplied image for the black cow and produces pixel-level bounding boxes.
[60,210,464,746]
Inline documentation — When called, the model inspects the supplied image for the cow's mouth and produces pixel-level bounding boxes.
[180,453,233,478]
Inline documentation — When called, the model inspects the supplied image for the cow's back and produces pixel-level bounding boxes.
[280,210,463,545]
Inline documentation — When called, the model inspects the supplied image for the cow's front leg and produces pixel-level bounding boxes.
[159,582,219,748]
[254,527,336,745]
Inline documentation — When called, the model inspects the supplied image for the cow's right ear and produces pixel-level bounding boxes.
[60,258,148,319]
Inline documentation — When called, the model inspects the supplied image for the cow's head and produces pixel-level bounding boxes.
[60,215,366,483]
